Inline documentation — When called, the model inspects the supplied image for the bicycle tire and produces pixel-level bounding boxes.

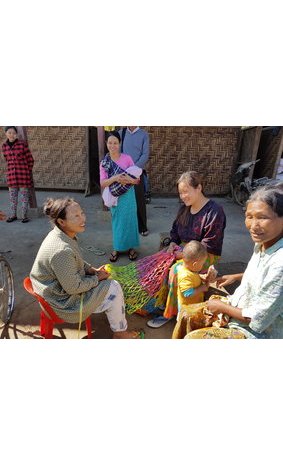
[232,184,250,207]
[0,256,15,324]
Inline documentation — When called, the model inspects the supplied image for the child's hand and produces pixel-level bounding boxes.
[205,265,218,284]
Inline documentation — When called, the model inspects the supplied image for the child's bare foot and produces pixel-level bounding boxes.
[113,329,144,339]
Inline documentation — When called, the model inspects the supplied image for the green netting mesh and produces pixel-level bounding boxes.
[105,250,176,314]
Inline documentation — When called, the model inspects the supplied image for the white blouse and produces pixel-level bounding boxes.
[229,238,283,338]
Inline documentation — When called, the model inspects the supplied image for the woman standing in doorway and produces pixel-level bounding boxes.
[100,131,140,262]
[2,126,34,223]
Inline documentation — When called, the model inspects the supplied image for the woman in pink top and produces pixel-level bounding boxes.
[100,131,140,262]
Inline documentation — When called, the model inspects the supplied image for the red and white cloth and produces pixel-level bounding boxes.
[2,139,34,188]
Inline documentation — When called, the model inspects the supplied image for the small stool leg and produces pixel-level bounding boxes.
[40,311,47,337]
[85,317,92,339]
[45,317,54,339]
[40,312,54,339]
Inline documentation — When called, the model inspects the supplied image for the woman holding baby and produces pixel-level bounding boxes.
[100,130,141,262]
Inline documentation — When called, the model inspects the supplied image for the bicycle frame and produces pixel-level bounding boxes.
[0,256,15,324]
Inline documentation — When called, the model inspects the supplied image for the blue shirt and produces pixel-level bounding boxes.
[119,127,149,169]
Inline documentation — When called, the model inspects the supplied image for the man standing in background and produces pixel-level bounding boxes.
[119,126,150,236]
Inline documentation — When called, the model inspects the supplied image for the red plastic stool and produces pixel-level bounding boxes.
[23,277,92,339]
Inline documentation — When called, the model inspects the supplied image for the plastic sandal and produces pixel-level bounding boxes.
[6,216,17,223]
[84,246,106,256]
[22,218,30,223]
[146,316,174,328]
[128,249,138,261]
[109,251,119,262]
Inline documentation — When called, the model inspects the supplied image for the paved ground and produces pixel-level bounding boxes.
[0,189,254,339]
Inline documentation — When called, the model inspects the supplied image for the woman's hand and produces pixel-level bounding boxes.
[97,269,110,281]
[114,173,135,185]
[167,241,177,253]
[207,299,250,323]
[130,177,140,185]
[87,266,109,281]
[115,174,127,184]
[206,299,228,315]
[121,173,139,185]
[216,273,243,288]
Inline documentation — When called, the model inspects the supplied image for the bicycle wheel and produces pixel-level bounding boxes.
[0,256,15,324]
[232,184,250,207]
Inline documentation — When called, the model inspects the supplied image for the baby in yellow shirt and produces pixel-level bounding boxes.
[176,240,215,312]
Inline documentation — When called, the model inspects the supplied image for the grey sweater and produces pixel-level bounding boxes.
[30,226,111,323]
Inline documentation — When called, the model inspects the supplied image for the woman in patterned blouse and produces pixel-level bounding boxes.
[2,126,34,223]
[30,198,144,338]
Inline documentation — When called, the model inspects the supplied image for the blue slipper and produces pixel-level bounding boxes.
[146,316,174,328]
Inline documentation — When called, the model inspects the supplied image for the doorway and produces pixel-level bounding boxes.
[85,127,101,196]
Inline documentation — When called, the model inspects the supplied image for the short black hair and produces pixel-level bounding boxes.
[4,126,18,133]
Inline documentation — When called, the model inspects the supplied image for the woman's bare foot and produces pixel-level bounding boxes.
[113,330,144,339]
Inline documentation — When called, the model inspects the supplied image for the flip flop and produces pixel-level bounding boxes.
[85,246,106,256]
[128,249,138,261]
[147,316,174,328]
[109,251,119,262]
[6,216,17,223]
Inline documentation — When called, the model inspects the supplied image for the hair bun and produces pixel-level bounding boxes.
[43,198,54,216]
